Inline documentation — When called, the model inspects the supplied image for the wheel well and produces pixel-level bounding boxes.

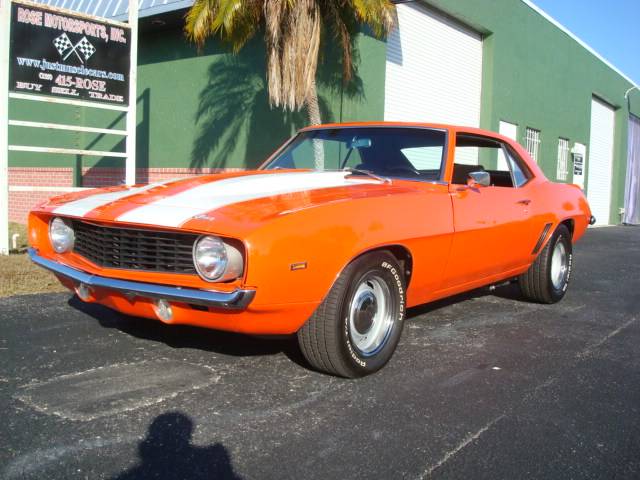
[560,218,575,239]
[357,245,413,288]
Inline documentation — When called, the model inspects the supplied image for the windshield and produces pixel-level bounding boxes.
[262,127,447,181]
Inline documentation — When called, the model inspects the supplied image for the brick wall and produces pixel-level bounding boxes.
[9,168,75,223]
[9,190,69,224]
[9,167,73,187]
[8,167,241,224]
[80,167,242,187]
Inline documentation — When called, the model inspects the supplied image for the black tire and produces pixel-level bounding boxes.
[519,224,573,304]
[297,251,406,378]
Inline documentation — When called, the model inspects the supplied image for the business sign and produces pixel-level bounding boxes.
[9,2,130,104]
[571,142,586,189]
[573,153,584,175]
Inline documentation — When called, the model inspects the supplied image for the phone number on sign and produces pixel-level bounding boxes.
[55,74,107,92]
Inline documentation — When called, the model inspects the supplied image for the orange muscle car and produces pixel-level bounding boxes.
[29,122,594,377]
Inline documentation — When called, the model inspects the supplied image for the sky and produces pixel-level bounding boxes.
[532,0,640,86]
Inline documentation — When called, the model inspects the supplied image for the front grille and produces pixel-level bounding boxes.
[72,221,198,274]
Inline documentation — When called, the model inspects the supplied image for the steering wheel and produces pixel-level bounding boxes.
[385,165,421,177]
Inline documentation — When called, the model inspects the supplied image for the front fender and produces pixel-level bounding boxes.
[243,186,454,310]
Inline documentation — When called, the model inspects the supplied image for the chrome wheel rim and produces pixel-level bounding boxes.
[348,274,394,356]
[550,241,568,290]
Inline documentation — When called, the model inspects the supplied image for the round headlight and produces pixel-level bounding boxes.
[49,217,75,253]
[193,236,228,281]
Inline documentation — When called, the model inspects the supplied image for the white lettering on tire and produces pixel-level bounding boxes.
[381,261,405,320]
[344,321,367,367]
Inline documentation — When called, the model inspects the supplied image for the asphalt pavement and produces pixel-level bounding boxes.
[1,226,639,479]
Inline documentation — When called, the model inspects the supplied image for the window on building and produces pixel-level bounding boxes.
[525,127,541,163]
[556,137,570,181]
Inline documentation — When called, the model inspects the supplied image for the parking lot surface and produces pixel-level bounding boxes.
[1,226,639,479]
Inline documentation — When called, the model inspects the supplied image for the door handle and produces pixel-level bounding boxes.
[517,199,531,205]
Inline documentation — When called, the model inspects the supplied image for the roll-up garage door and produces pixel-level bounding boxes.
[587,97,615,225]
[384,2,483,128]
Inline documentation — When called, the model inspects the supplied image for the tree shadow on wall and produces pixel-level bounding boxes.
[190,35,365,170]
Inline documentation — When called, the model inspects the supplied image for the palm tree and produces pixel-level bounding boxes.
[185,0,396,126]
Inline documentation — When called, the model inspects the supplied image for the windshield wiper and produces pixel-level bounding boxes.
[343,167,391,184]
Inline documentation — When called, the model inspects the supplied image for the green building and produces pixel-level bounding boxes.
[8,0,640,226]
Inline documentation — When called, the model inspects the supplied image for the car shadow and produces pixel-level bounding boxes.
[67,297,309,368]
[406,281,527,319]
[111,411,242,480]
[67,282,526,368]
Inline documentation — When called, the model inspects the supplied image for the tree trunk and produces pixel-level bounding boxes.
[306,81,325,170]
[306,80,322,125]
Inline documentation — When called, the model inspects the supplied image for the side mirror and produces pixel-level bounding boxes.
[467,171,490,187]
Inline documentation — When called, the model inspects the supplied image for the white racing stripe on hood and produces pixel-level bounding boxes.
[116,171,371,227]
[52,179,177,218]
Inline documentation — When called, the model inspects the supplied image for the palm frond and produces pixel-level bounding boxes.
[349,0,396,38]
[184,0,219,48]
[264,0,287,108]
[185,0,262,51]
[266,0,321,111]
[320,0,356,82]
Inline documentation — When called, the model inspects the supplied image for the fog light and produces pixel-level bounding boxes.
[153,299,173,322]
[75,283,92,301]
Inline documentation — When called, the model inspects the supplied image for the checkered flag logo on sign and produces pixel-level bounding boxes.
[53,33,73,56]
[53,34,96,63]
[75,37,96,61]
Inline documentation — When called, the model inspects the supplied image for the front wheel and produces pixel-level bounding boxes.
[297,251,406,378]
[519,224,573,303]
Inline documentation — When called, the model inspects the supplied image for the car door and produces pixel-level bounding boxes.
[441,133,540,289]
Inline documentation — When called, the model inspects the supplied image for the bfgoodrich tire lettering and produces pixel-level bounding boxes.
[297,251,406,378]
[519,224,573,304]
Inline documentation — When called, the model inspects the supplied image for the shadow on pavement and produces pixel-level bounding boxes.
[67,296,309,368]
[406,281,527,319]
[112,411,242,480]
[67,282,527,368]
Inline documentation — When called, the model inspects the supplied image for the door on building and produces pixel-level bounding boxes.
[587,97,616,225]
[384,2,482,134]
[623,114,640,225]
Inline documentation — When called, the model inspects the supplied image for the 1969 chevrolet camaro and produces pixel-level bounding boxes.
[28,122,594,377]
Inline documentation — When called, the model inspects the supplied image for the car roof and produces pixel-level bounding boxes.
[299,122,527,153]
[299,121,496,137]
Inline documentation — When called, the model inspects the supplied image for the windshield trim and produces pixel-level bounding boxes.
[259,126,450,183]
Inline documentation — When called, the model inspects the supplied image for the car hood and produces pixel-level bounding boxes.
[42,170,423,232]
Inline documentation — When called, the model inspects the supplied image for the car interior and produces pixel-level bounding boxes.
[453,134,531,188]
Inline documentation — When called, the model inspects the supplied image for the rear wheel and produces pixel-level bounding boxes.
[297,251,406,378]
[519,224,572,303]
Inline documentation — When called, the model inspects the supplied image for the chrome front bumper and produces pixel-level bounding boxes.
[28,248,255,310]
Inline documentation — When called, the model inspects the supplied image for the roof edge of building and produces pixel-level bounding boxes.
[112,0,193,22]
[522,0,639,90]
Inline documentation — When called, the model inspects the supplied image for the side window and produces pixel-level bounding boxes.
[453,134,531,187]
[504,146,531,187]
